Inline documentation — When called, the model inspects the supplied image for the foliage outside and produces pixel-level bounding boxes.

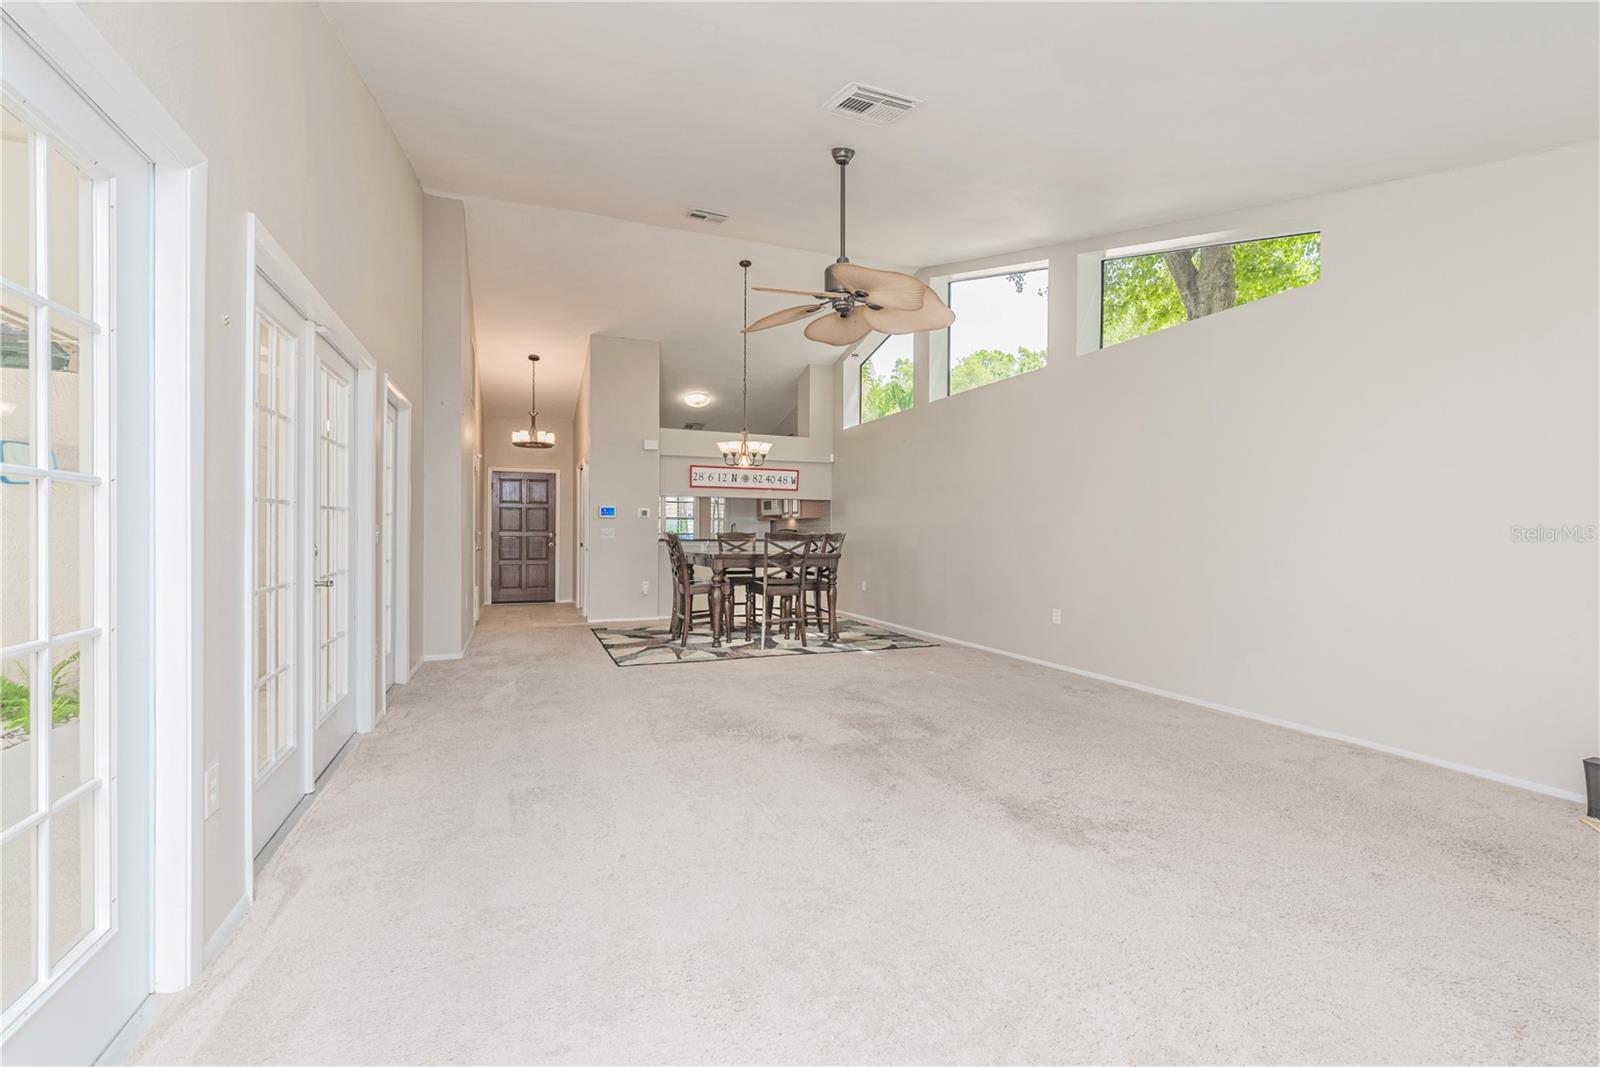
[1101,232,1321,348]
[860,349,913,424]
[951,346,1047,396]
[658,497,695,539]
[1,650,82,737]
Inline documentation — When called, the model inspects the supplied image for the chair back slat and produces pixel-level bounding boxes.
[662,531,692,585]
[761,533,809,580]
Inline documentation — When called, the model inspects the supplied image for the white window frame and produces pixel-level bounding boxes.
[0,78,116,1036]
[249,293,301,779]
[4,3,209,1004]
[931,259,1050,401]
[1077,224,1322,355]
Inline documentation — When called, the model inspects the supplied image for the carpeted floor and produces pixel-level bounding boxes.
[131,604,1598,1065]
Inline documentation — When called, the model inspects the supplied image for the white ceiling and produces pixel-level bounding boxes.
[321,2,1599,423]
[463,196,864,428]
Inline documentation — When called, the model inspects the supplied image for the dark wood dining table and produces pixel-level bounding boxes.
[681,539,841,645]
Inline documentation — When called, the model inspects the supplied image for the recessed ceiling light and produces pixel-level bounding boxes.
[683,391,711,408]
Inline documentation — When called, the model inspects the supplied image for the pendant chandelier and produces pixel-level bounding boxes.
[511,353,556,449]
[718,260,773,468]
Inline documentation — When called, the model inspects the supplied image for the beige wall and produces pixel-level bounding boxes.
[81,2,425,943]
[833,142,1599,799]
[481,415,576,603]
[582,335,661,622]
[419,195,480,655]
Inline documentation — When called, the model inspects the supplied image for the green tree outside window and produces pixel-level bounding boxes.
[1101,232,1321,348]
[860,335,914,424]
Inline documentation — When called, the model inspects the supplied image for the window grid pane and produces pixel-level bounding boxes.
[1,654,35,830]
[46,793,94,967]
[658,496,696,539]
[253,309,297,773]
[2,107,34,290]
[0,106,110,1019]
[1,477,37,648]
[1,289,34,453]
[1,827,38,1011]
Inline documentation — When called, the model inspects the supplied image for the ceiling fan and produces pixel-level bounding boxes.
[743,147,954,347]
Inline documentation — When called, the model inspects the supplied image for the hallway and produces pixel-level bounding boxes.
[130,608,1595,1064]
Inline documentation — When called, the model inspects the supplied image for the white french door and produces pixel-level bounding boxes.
[250,279,306,852]
[311,339,356,777]
[381,400,397,691]
[0,27,154,1065]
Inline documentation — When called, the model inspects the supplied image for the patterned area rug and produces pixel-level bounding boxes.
[591,618,935,665]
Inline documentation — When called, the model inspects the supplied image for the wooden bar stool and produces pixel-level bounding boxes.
[756,534,809,647]
[804,532,845,640]
[716,533,758,641]
[662,533,718,648]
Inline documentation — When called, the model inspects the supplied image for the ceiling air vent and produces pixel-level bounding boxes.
[687,208,728,224]
[822,83,922,126]
[683,422,705,431]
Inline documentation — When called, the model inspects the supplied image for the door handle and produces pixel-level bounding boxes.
[314,578,334,588]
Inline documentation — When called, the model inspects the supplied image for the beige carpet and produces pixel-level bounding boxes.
[132,604,1597,1065]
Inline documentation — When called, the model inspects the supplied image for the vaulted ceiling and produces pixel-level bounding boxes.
[320,2,1599,422]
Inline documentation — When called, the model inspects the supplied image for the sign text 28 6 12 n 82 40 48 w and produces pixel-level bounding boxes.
[689,465,800,491]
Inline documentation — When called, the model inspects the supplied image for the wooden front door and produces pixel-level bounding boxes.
[492,471,555,603]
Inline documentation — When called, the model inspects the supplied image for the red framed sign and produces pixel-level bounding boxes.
[689,465,800,491]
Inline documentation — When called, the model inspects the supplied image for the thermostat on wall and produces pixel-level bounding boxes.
[598,506,616,518]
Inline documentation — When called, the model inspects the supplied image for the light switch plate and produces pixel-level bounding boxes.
[600,528,616,540]
[638,507,649,518]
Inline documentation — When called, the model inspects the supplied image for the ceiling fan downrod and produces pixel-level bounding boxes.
[833,146,854,266]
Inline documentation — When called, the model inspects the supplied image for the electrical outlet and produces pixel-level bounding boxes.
[641,579,650,596]
[1051,608,1061,625]
[860,579,867,592]
[204,762,220,818]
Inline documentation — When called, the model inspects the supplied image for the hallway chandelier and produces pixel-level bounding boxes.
[718,260,773,468]
[512,353,556,449]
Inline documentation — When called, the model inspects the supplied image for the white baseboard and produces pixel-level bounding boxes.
[844,611,1584,804]
[418,650,464,663]
[587,615,665,626]
[203,893,250,966]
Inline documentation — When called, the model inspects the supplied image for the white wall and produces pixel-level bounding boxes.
[79,2,425,942]
[833,143,1598,798]
[420,195,481,655]
[481,415,577,602]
